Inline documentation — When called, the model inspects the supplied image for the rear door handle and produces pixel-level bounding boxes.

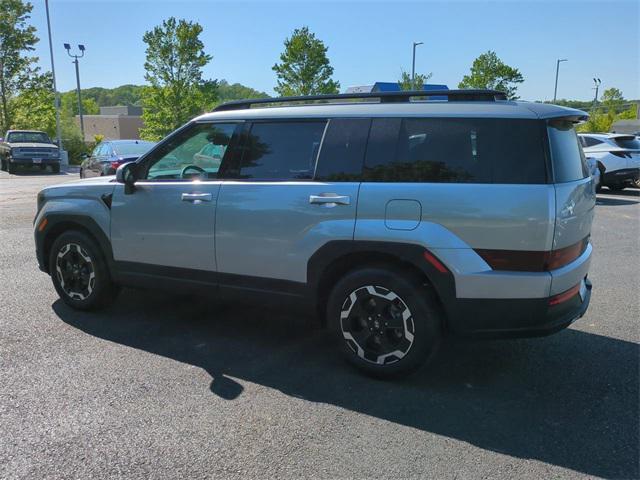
[181,193,212,203]
[309,194,351,206]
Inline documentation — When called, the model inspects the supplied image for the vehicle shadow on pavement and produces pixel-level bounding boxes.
[595,196,639,206]
[53,290,639,479]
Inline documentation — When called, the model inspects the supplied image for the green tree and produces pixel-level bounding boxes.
[601,87,624,111]
[216,80,269,102]
[398,69,433,91]
[272,26,339,96]
[458,51,524,99]
[0,0,39,133]
[9,70,55,136]
[60,91,99,117]
[140,17,217,141]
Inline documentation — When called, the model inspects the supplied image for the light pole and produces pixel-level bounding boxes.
[592,78,602,105]
[44,0,62,161]
[64,43,86,141]
[553,58,567,103]
[411,41,423,90]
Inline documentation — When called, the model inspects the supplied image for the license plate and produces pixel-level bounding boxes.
[32,158,42,164]
[579,280,587,301]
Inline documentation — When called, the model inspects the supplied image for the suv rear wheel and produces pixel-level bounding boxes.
[327,266,442,378]
[49,231,119,310]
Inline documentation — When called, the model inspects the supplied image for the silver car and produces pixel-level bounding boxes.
[34,90,595,377]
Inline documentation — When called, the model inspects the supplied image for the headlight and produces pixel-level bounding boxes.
[10,147,18,156]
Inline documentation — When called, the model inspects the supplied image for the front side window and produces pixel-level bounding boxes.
[364,118,546,184]
[144,123,238,181]
[229,121,326,180]
[548,119,589,183]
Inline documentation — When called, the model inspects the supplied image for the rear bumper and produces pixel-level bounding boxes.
[447,277,592,338]
[602,168,639,185]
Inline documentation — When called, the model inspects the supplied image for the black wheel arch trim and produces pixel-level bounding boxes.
[35,213,115,276]
[307,240,457,322]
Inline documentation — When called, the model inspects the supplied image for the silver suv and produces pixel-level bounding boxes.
[34,90,595,377]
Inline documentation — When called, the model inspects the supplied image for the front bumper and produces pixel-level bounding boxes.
[447,277,592,338]
[602,168,640,186]
[10,156,60,166]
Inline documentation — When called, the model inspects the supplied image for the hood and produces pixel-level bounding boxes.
[10,142,58,149]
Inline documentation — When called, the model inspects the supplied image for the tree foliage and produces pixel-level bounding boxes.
[272,26,339,96]
[140,17,217,141]
[458,51,524,99]
[601,87,624,111]
[398,70,433,91]
[9,70,55,136]
[217,80,269,102]
[0,0,39,133]
[576,87,637,133]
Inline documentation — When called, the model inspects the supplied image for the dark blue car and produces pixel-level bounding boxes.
[80,139,154,178]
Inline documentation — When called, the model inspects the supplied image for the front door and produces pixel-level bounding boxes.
[215,118,368,285]
[111,122,241,273]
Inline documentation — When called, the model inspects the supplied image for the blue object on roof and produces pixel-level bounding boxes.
[371,82,449,92]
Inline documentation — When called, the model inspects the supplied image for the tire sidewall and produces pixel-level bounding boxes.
[49,231,113,310]
[327,267,442,378]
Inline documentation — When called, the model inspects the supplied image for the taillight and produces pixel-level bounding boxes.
[611,151,631,158]
[110,161,122,170]
[476,237,588,272]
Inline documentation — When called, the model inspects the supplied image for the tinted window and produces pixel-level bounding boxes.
[548,120,589,183]
[314,118,370,181]
[233,122,326,180]
[613,137,640,150]
[581,136,603,147]
[364,118,546,184]
[144,123,238,181]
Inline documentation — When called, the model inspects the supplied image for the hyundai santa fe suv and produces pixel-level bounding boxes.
[34,90,595,377]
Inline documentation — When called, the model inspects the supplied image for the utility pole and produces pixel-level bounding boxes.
[64,43,86,141]
[592,78,602,105]
[44,0,62,159]
[553,58,567,103]
[412,41,423,90]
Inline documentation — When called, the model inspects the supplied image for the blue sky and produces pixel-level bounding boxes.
[29,0,639,101]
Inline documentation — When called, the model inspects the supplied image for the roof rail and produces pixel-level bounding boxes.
[213,89,507,112]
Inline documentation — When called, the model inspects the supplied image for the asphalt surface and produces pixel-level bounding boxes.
[1,169,638,479]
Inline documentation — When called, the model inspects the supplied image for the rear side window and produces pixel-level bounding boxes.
[235,121,326,180]
[548,120,589,183]
[363,118,546,184]
[314,118,370,181]
[613,136,640,150]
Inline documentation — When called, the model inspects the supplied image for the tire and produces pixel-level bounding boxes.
[327,266,443,378]
[79,168,83,178]
[52,164,60,174]
[7,161,16,174]
[49,230,119,310]
[0,158,6,171]
[39,164,47,171]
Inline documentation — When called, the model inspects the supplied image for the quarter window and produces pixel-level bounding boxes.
[548,120,589,182]
[231,121,326,180]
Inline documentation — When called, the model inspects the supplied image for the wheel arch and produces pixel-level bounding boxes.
[38,215,115,276]
[308,241,456,327]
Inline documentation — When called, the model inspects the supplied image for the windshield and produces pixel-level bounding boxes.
[113,142,154,156]
[613,137,640,150]
[7,132,51,144]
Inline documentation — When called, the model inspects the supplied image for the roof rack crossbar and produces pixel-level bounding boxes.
[213,89,507,112]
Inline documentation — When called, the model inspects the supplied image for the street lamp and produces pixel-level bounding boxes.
[64,43,86,141]
[412,41,424,90]
[553,58,567,103]
[44,0,63,165]
[592,78,602,105]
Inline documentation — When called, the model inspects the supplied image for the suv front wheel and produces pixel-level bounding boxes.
[49,230,119,310]
[327,266,442,378]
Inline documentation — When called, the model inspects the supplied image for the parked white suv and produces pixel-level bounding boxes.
[578,133,640,191]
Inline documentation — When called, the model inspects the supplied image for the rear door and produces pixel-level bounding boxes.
[111,122,240,273]
[215,118,368,286]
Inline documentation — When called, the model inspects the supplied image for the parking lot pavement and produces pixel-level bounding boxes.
[0,171,638,480]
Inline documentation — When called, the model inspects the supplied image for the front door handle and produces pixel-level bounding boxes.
[309,193,351,206]
[181,193,212,203]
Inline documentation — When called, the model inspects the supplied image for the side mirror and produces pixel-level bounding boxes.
[116,162,137,195]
